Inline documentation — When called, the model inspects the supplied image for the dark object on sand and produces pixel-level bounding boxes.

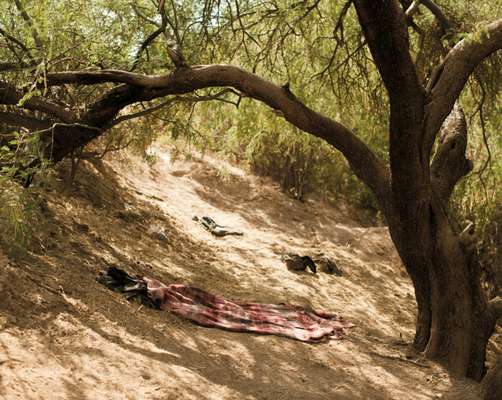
[281,253,317,273]
[97,267,353,342]
[115,209,144,223]
[194,216,244,237]
[150,228,169,243]
[73,221,90,233]
[315,255,343,276]
[97,266,158,308]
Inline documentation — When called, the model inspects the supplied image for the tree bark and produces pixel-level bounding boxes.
[351,0,500,379]
[426,203,493,379]
[384,190,495,379]
[483,354,502,400]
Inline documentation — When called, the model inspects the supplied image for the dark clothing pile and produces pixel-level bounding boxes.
[281,253,343,276]
[281,254,317,273]
[196,216,244,237]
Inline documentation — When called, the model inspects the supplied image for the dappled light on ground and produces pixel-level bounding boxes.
[3,147,496,399]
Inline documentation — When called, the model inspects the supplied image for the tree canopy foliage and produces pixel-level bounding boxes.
[1,0,500,209]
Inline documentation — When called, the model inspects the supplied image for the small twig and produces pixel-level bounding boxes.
[0,26,35,62]
[23,274,61,296]
[130,0,168,71]
[107,88,241,129]
[368,350,430,368]
[405,0,423,18]
[13,0,43,51]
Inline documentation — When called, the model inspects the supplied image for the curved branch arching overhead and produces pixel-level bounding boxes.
[30,64,391,206]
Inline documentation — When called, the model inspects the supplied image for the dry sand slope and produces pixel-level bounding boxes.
[1,146,494,399]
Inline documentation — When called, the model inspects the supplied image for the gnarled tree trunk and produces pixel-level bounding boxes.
[353,0,501,379]
[381,103,496,379]
[387,198,495,379]
[483,354,502,399]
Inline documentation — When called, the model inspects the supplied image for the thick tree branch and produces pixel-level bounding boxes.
[28,65,390,204]
[353,0,426,223]
[130,24,166,71]
[430,103,472,203]
[0,61,37,72]
[353,0,425,108]
[0,82,75,122]
[28,122,102,169]
[130,0,168,71]
[403,0,424,34]
[159,0,187,69]
[405,0,422,17]
[420,0,452,36]
[352,0,425,162]
[424,19,502,159]
[404,0,451,38]
[0,111,51,131]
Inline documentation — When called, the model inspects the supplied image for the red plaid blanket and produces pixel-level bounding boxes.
[144,277,354,342]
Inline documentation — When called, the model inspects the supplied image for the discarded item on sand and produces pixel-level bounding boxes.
[281,253,317,273]
[193,216,243,237]
[73,220,90,233]
[150,227,169,243]
[97,266,158,308]
[98,267,353,342]
[115,209,144,223]
[314,255,343,276]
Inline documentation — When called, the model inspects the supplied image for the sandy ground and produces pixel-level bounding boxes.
[0,146,499,399]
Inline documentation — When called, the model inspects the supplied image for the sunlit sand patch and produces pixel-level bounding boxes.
[0,147,476,399]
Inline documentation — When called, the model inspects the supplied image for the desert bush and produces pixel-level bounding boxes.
[0,176,36,252]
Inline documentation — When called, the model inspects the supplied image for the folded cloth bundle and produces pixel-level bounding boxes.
[98,267,353,342]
